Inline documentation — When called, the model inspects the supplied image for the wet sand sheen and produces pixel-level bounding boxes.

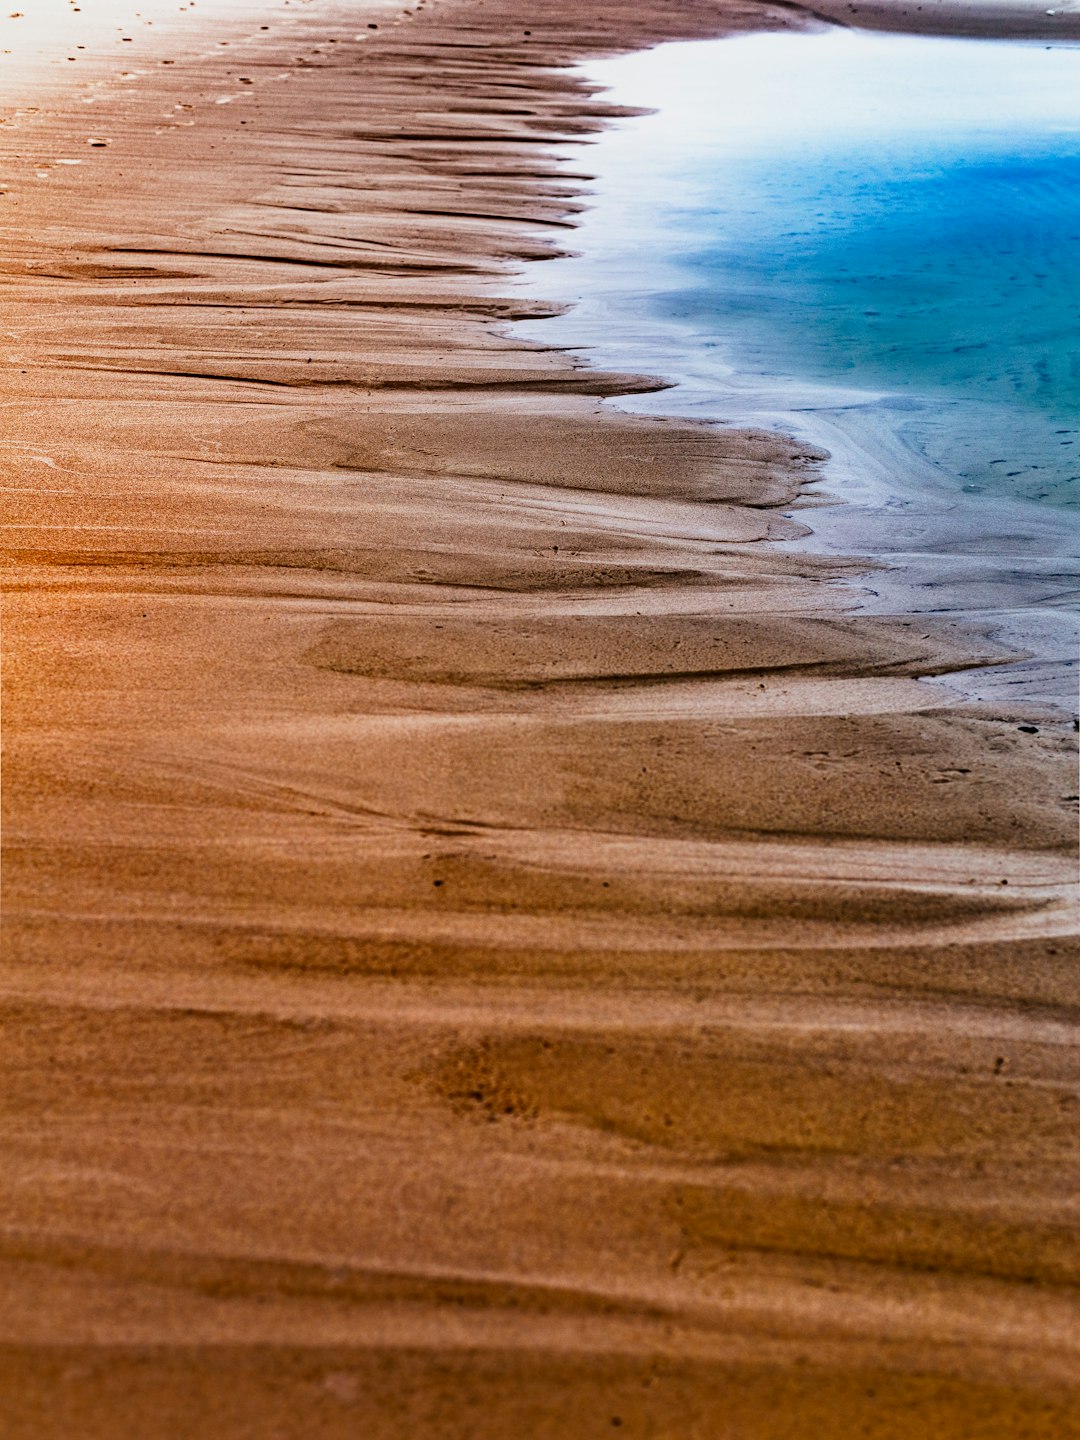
[1,1,1079,1436]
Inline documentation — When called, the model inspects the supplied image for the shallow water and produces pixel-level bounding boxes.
[669,142,1080,506]
[515,27,1080,706]
[521,29,1080,511]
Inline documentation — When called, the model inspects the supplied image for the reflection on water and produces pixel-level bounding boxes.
[523,29,1080,510]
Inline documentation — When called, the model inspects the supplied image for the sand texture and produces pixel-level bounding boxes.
[2,1,1079,1435]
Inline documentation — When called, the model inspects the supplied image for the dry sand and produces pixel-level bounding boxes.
[1,0,1079,1435]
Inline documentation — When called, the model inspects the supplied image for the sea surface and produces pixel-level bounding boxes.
[516,27,1080,704]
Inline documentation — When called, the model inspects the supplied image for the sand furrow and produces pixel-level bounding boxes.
[1,0,1077,1435]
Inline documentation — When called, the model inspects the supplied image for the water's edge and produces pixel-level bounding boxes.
[515,28,1080,713]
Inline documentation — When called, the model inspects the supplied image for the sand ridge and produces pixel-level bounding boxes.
[1,0,1078,1435]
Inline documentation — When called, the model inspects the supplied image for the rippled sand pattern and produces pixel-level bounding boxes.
[1,1,1078,1436]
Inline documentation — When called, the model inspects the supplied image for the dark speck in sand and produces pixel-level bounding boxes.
[1017,724,1039,733]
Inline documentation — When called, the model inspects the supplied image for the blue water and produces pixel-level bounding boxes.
[654,139,1080,505]
[523,30,1080,511]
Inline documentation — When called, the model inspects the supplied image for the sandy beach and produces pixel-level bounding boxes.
[2,0,1078,1435]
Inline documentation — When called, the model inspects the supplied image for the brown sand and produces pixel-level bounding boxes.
[2,1,1079,1435]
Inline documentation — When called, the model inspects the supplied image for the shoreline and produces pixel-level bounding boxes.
[2,2,1078,1436]
[511,26,1080,715]
[533,298,1080,713]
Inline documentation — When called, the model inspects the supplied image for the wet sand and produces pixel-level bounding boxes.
[1,1,1079,1436]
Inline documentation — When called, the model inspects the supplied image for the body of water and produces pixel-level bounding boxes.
[516,27,1080,704]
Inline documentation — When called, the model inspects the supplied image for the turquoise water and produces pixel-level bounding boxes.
[525,30,1080,511]
[654,136,1080,506]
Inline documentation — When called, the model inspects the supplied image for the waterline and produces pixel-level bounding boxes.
[517,27,1080,708]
